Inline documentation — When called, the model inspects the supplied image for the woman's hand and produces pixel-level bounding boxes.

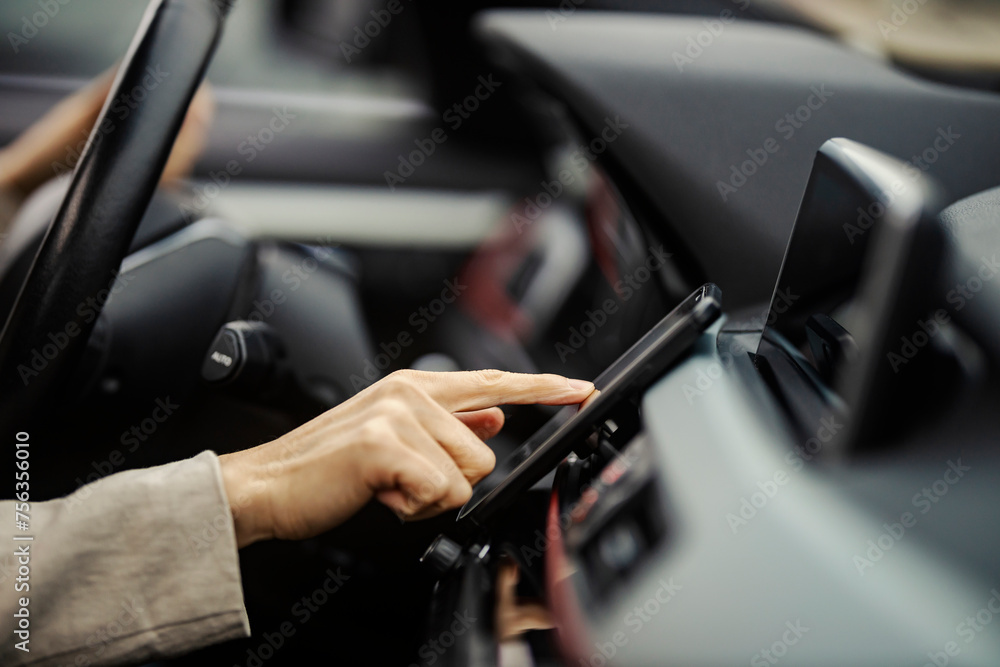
[0,67,213,203]
[218,369,594,548]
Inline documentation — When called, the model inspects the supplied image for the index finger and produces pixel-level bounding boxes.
[401,369,595,413]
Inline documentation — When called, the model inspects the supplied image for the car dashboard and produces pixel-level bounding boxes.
[415,10,1000,667]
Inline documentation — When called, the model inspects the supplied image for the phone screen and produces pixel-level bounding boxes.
[458,283,721,526]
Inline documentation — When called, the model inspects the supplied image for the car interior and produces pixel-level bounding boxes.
[1,0,999,665]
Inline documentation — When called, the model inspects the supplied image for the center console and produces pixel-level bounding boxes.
[416,138,1000,666]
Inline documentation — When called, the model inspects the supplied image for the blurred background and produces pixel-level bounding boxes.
[2,0,998,195]
[3,2,1000,666]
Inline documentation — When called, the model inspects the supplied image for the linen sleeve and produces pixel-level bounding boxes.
[1,450,250,666]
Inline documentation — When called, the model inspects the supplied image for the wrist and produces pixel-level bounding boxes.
[219,450,273,548]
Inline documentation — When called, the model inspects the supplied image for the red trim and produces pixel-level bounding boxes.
[545,489,590,664]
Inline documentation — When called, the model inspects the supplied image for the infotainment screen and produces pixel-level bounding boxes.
[755,138,944,453]
[757,140,905,350]
[457,283,722,527]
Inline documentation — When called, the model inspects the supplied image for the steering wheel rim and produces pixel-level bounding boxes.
[0,0,231,430]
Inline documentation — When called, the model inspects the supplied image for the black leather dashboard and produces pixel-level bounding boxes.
[475,11,1000,307]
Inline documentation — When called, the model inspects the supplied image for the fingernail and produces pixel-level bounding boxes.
[566,379,594,392]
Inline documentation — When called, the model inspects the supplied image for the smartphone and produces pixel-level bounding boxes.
[458,283,722,527]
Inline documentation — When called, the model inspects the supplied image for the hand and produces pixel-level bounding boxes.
[0,66,213,201]
[218,369,595,548]
[495,558,553,642]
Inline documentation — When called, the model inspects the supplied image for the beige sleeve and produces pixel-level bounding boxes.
[1,451,250,666]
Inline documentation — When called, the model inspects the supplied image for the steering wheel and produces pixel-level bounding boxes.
[0,0,230,431]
